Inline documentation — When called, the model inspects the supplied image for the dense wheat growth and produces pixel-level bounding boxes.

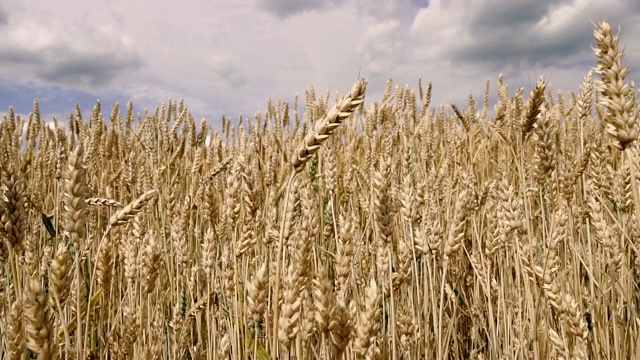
[2,20,640,359]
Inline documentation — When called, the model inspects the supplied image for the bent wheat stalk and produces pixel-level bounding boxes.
[83,189,158,350]
[272,77,366,357]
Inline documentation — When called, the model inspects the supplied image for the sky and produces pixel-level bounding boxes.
[1,0,639,129]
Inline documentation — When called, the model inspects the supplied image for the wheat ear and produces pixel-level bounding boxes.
[593,21,639,150]
[108,189,158,228]
[292,78,366,173]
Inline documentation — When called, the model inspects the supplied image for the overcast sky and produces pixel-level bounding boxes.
[1,0,639,128]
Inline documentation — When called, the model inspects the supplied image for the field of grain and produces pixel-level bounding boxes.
[1,20,640,360]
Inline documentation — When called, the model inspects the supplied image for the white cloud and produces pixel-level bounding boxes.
[0,0,639,126]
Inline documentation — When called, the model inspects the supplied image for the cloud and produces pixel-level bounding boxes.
[207,55,248,88]
[402,0,640,109]
[411,0,640,74]
[258,0,338,18]
[0,5,8,26]
[36,51,143,87]
[0,43,144,89]
[467,0,565,30]
[356,19,404,76]
[1,0,640,129]
[0,9,144,90]
[356,0,427,20]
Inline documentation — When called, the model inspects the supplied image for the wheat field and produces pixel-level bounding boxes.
[1,20,640,360]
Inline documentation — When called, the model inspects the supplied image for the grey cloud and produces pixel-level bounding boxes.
[449,26,590,71]
[408,0,428,7]
[0,5,8,26]
[0,48,44,65]
[357,0,426,22]
[0,40,144,88]
[36,52,143,87]
[468,0,565,31]
[258,0,337,18]
[213,62,247,88]
[442,0,640,72]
